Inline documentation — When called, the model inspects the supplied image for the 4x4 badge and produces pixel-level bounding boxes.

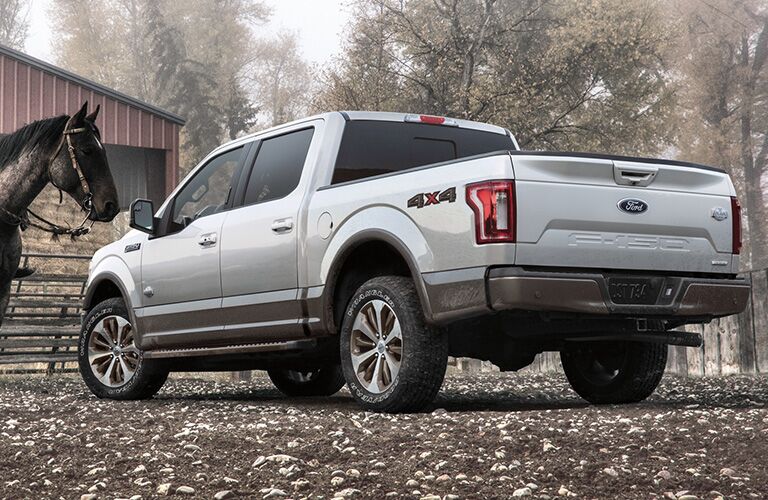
[407,187,457,209]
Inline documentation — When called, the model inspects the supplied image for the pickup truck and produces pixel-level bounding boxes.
[78,111,750,412]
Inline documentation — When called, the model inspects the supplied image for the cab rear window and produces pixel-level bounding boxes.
[332,121,516,185]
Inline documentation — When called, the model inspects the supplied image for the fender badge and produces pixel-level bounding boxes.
[711,207,729,221]
[124,242,141,253]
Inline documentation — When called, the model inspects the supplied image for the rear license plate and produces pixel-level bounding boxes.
[608,278,660,305]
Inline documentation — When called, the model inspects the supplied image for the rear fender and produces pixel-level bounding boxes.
[320,206,436,323]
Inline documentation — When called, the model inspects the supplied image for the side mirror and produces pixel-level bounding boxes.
[130,199,156,235]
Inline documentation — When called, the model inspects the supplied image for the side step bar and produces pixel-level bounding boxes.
[566,330,703,348]
[143,339,317,359]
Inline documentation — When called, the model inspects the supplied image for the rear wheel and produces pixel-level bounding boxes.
[340,276,448,413]
[560,341,667,404]
[267,365,345,397]
[78,298,168,400]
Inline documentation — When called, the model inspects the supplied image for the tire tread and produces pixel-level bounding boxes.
[268,366,345,397]
[561,341,667,404]
[340,276,448,413]
[78,298,168,400]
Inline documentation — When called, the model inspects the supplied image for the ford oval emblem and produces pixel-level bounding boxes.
[618,198,648,214]
[711,207,729,221]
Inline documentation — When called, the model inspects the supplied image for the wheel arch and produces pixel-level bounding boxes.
[322,229,436,333]
[84,277,125,311]
[83,257,140,328]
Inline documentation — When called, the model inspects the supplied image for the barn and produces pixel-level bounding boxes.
[0,44,185,254]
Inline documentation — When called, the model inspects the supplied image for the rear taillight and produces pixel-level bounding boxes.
[466,180,516,244]
[731,196,742,255]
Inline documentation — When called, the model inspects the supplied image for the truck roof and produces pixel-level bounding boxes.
[340,111,512,137]
[209,111,518,157]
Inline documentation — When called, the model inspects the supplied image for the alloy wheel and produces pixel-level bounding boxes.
[88,315,140,387]
[349,299,403,394]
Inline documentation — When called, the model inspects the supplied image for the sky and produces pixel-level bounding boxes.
[24,0,351,66]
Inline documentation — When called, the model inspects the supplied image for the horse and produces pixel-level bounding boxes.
[0,101,119,327]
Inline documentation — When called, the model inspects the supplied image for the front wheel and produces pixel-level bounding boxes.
[267,365,345,397]
[340,276,448,413]
[78,298,168,400]
[560,341,667,404]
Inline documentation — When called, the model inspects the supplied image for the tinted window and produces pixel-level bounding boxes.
[332,121,516,184]
[244,128,314,205]
[172,147,243,226]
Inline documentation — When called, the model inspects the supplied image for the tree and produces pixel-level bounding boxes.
[247,32,313,127]
[0,0,30,50]
[315,0,677,157]
[673,0,768,268]
[50,0,269,165]
[165,0,268,140]
[142,1,222,165]
[313,2,402,112]
[50,0,129,91]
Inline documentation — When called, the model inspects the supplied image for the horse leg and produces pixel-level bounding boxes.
[0,278,11,330]
[0,228,22,329]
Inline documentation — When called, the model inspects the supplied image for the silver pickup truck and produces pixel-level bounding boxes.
[79,111,750,412]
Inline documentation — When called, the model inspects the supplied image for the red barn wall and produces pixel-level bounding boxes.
[0,49,183,257]
[0,52,181,194]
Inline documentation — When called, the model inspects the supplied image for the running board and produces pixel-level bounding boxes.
[143,339,317,359]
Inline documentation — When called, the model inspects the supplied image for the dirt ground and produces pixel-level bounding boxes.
[0,372,766,500]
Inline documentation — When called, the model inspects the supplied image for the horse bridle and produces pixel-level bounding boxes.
[50,126,94,213]
[20,126,96,238]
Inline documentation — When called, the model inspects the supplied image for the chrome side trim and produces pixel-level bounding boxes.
[221,289,298,308]
[141,325,220,339]
[136,298,222,318]
[143,339,317,359]
[224,319,299,332]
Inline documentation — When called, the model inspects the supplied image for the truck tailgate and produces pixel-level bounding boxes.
[512,154,738,274]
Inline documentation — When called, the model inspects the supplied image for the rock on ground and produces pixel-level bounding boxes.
[0,372,766,499]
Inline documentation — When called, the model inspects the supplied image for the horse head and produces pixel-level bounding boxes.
[49,102,120,222]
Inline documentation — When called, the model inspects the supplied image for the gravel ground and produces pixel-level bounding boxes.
[0,372,767,500]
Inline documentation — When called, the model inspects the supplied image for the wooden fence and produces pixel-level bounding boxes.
[526,269,768,376]
[0,253,87,374]
[666,268,768,376]
[0,254,766,377]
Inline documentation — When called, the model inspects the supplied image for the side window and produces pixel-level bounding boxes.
[243,128,314,205]
[171,147,243,226]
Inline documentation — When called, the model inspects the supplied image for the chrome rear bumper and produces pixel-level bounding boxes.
[487,268,750,318]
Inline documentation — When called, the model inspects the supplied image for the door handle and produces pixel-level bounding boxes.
[198,233,217,247]
[613,162,658,187]
[271,218,294,233]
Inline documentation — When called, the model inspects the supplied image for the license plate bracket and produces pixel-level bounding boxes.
[607,277,661,305]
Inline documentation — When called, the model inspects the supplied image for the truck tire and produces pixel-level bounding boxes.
[78,298,168,400]
[268,365,345,397]
[560,341,667,404]
[339,276,448,413]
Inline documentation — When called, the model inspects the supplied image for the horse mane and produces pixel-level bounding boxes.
[0,115,69,170]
